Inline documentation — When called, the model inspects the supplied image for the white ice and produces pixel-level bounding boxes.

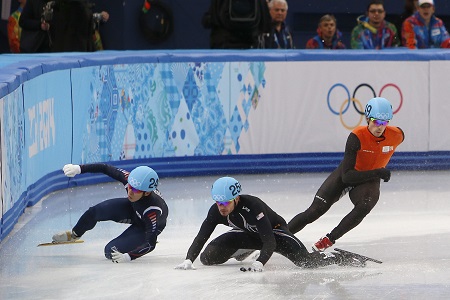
[1,171,450,299]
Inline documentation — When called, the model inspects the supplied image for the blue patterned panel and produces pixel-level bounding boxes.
[229,105,243,152]
[80,61,266,161]
[2,90,24,211]
[193,63,227,155]
[182,68,200,113]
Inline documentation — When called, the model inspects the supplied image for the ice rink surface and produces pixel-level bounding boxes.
[1,170,450,299]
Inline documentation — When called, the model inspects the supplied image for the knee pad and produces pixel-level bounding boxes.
[200,246,229,265]
[199,252,211,265]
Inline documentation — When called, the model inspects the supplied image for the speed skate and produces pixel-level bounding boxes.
[335,248,383,264]
[37,240,84,247]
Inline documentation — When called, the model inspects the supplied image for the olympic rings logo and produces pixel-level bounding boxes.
[212,195,227,201]
[327,83,403,130]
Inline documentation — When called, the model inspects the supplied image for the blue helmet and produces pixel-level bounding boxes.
[211,177,242,202]
[364,97,393,121]
[128,166,159,192]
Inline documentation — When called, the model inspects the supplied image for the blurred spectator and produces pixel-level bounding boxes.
[258,0,294,49]
[18,0,52,53]
[402,0,450,49]
[306,14,346,49]
[92,11,109,50]
[202,0,271,49]
[50,0,95,52]
[394,0,419,42]
[19,0,100,53]
[7,0,27,53]
[351,0,399,49]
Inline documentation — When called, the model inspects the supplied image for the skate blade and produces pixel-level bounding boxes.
[37,240,84,247]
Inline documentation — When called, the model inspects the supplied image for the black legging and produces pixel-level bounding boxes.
[199,229,342,268]
[288,168,380,242]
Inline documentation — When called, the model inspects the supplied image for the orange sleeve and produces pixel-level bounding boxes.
[440,38,450,48]
[402,20,416,49]
[7,16,21,53]
[305,39,315,49]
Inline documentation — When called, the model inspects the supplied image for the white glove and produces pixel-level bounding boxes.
[63,164,81,177]
[240,261,264,272]
[111,248,131,263]
[174,259,196,270]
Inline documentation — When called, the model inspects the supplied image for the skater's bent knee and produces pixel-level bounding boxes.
[104,242,116,259]
[199,252,213,265]
[104,250,112,259]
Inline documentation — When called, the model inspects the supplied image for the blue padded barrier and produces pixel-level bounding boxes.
[0,65,28,86]
[38,151,450,195]
[78,50,166,67]
[40,57,82,73]
[1,193,26,241]
[18,61,44,81]
[0,73,21,95]
[0,82,8,97]
[3,49,450,83]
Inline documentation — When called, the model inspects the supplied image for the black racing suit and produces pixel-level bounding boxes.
[288,126,405,242]
[185,194,343,268]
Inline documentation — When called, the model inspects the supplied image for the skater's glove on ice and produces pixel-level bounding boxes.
[111,248,131,263]
[174,259,196,270]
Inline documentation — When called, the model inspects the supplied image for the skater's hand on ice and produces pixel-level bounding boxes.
[175,259,196,270]
[63,164,81,177]
[240,261,264,272]
[111,248,131,263]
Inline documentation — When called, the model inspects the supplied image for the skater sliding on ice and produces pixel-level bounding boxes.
[175,176,374,272]
[52,163,168,263]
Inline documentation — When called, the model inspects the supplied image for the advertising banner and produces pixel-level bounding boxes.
[430,61,450,151]
[22,70,73,186]
[239,61,428,154]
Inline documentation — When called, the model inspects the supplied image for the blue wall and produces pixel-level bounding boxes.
[3,0,450,52]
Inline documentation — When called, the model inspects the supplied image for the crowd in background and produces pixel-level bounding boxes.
[6,0,108,53]
[4,0,450,53]
[201,0,449,50]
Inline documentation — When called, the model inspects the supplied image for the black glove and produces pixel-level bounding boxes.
[240,261,264,272]
[378,168,391,182]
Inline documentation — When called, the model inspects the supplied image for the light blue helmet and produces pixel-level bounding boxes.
[364,97,393,121]
[211,177,242,202]
[128,166,159,192]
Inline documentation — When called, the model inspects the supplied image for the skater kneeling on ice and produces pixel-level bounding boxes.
[175,176,367,272]
[52,163,168,263]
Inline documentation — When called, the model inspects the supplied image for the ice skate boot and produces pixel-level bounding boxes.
[313,235,334,251]
[52,230,80,242]
[232,249,260,262]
